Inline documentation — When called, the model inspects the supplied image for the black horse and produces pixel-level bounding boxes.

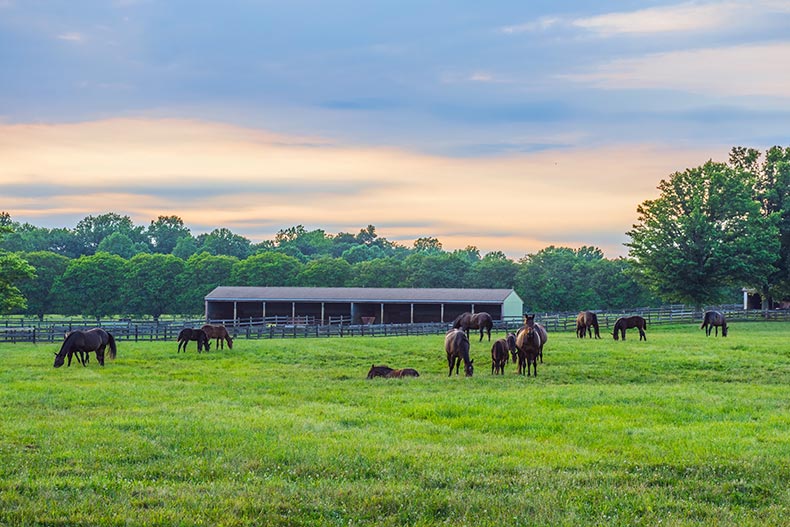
[576,310,601,339]
[445,328,473,376]
[701,310,728,337]
[452,311,494,342]
[54,328,117,368]
[367,364,394,379]
[612,316,647,341]
[177,328,211,353]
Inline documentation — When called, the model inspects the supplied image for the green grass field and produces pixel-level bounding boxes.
[1,323,788,526]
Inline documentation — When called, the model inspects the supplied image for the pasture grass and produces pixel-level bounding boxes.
[1,323,788,526]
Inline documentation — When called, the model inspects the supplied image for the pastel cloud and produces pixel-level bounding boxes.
[0,118,722,257]
[564,42,790,98]
[503,1,790,36]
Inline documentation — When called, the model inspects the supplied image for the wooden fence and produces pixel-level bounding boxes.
[1,305,788,343]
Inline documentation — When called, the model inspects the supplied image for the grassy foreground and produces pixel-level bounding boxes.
[1,323,788,526]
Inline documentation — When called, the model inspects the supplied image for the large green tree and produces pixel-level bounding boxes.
[465,251,518,289]
[626,160,779,307]
[53,252,128,318]
[177,252,237,313]
[147,215,192,254]
[732,146,790,306]
[403,252,470,288]
[0,223,36,314]
[73,213,145,256]
[124,253,186,318]
[230,252,302,286]
[296,257,352,287]
[349,258,406,287]
[15,251,70,319]
[197,228,252,259]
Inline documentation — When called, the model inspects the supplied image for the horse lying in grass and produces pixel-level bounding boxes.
[366,365,420,379]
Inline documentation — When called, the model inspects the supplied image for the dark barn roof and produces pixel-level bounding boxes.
[206,286,516,303]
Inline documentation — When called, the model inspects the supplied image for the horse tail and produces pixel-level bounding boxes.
[107,333,117,359]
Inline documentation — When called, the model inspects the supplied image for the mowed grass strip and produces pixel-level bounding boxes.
[1,323,788,526]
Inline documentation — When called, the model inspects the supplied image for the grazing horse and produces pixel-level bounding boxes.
[612,316,647,341]
[515,324,542,376]
[54,328,117,368]
[201,324,233,349]
[452,311,494,342]
[386,368,420,378]
[367,364,394,379]
[524,315,548,362]
[177,328,211,353]
[491,338,509,374]
[445,328,474,377]
[701,311,728,337]
[576,310,601,339]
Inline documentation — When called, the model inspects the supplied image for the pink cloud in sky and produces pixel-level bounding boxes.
[0,118,727,258]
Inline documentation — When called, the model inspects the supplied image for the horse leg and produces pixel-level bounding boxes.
[96,349,105,366]
[639,327,646,341]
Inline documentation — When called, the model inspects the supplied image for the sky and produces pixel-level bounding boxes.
[1,1,789,258]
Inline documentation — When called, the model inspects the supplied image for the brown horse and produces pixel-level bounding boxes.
[201,324,233,349]
[576,310,601,339]
[701,311,728,337]
[177,328,211,353]
[386,368,420,378]
[445,328,473,376]
[524,315,548,362]
[452,311,493,342]
[54,328,117,368]
[612,316,647,341]
[515,324,542,376]
[490,338,509,375]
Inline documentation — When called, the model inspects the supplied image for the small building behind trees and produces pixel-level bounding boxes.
[205,287,523,325]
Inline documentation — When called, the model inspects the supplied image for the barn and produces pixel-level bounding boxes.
[205,287,523,325]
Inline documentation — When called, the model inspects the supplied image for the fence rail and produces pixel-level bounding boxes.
[1,306,788,343]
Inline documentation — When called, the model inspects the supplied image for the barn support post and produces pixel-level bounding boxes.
[291,302,296,322]
[380,303,384,324]
[262,301,266,320]
[321,302,325,325]
[233,302,238,325]
[441,304,445,323]
[410,303,414,324]
[471,304,475,314]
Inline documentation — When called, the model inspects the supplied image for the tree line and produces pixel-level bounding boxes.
[0,216,655,319]
[1,145,786,318]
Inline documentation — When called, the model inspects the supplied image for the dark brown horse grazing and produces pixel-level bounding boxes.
[201,324,233,349]
[515,324,542,376]
[490,338,509,375]
[54,328,117,368]
[452,311,494,342]
[612,316,647,341]
[177,328,211,353]
[386,368,420,378]
[701,311,728,337]
[367,364,394,378]
[524,315,548,362]
[445,328,473,376]
[576,310,601,339]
